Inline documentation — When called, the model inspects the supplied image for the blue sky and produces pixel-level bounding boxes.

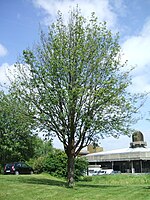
[1,0,150,151]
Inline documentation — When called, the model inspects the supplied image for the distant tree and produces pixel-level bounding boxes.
[0,91,37,165]
[10,8,143,187]
[33,137,53,158]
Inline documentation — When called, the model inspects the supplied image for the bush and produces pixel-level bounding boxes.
[75,157,88,181]
[44,149,67,178]
[0,165,4,174]
[31,149,88,180]
[33,156,46,174]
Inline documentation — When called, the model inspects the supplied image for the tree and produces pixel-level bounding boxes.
[0,91,37,165]
[10,8,142,187]
[33,137,53,158]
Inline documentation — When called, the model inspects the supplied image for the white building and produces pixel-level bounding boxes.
[85,131,150,173]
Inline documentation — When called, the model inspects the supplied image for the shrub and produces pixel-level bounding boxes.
[31,149,88,180]
[0,165,3,174]
[44,149,67,178]
[75,157,88,181]
[33,156,46,174]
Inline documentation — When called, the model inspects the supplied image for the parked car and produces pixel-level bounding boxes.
[97,170,106,175]
[92,171,99,176]
[110,170,121,175]
[4,162,33,175]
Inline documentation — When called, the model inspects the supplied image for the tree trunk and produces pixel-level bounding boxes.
[67,152,75,188]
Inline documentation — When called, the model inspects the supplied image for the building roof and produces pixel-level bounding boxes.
[85,147,150,162]
[86,147,150,155]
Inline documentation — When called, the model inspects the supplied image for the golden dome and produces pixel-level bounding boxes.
[132,131,144,142]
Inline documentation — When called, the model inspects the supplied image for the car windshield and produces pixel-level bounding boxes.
[6,164,13,168]
[21,163,29,167]
[15,163,21,167]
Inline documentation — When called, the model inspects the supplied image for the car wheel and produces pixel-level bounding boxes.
[15,171,19,175]
[30,171,33,175]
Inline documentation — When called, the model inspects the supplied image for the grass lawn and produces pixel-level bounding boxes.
[1,173,150,200]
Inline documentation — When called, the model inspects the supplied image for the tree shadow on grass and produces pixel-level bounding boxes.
[77,183,122,189]
[24,178,121,189]
[144,186,150,189]
[19,177,67,187]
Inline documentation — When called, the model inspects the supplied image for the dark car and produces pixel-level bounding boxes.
[4,162,34,175]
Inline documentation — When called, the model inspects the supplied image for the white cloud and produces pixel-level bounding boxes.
[121,19,150,92]
[122,19,150,72]
[0,63,10,85]
[32,0,117,28]
[129,75,150,93]
[0,43,8,57]
[0,63,15,88]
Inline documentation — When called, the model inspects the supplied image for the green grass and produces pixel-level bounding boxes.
[1,173,150,200]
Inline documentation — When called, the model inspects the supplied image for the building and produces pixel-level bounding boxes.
[85,131,150,173]
[87,144,103,154]
[79,144,103,156]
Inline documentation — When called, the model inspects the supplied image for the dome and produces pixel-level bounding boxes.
[130,131,147,148]
[132,131,144,142]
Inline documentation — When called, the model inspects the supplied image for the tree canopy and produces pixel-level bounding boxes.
[0,91,38,165]
[10,8,142,186]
